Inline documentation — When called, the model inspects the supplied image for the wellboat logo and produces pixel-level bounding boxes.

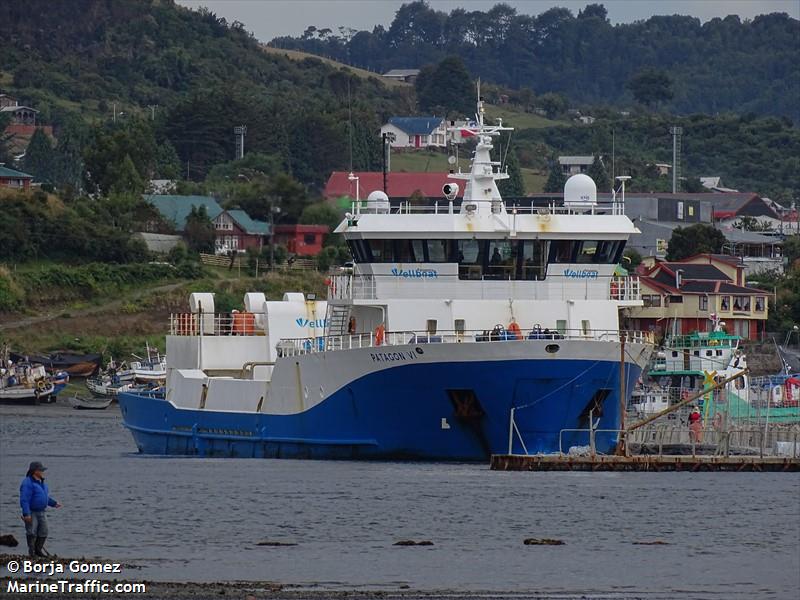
[391,268,438,279]
[296,318,327,328]
[563,268,599,279]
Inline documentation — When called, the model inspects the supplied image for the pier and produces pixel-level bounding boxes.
[490,453,800,472]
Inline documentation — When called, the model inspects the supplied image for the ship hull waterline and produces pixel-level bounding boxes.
[119,340,646,461]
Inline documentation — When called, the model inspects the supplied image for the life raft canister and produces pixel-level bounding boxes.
[232,311,255,335]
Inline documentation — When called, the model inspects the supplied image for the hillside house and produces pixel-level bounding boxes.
[558,156,595,176]
[273,224,329,256]
[324,171,463,202]
[0,164,33,190]
[382,69,420,83]
[213,209,270,255]
[624,254,769,340]
[380,117,447,149]
[143,195,223,231]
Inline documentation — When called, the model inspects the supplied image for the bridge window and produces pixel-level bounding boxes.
[426,239,450,262]
[457,239,483,280]
[550,240,579,263]
[395,240,425,263]
[519,240,548,281]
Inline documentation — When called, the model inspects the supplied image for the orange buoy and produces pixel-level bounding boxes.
[375,324,385,346]
[507,321,522,340]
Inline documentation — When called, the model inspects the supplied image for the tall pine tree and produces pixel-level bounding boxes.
[587,155,610,192]
[498,148,525,198]
[23,128,55,183]
[544,159,566,193]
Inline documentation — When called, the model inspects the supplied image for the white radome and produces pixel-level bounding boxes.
[366,190,390,213]
[564,173,597,207]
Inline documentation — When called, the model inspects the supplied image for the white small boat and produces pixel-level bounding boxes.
[0,360,55,404]
[68,394,113,410]
[86,376,133,398]
[130,358,166,383]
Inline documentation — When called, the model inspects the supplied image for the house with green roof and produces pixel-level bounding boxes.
[0,164,33,190]
[142,194,270,254]
[143,194,224,232]
[212,209,271,255]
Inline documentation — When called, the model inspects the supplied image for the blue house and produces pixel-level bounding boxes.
[380,116,447,149]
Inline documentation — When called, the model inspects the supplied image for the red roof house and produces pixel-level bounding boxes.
[324,171,463,201]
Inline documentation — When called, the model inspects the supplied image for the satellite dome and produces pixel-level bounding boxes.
[366,190,390,213]
[564,173,597,207]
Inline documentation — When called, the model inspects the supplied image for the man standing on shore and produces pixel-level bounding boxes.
[20,461,61,557]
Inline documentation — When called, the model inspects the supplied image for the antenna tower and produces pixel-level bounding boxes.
[234,125,247,160]
[670,126,682,193]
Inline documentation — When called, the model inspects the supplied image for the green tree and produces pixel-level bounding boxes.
[543,159,566,193]
[587,156,610,192]
[537,93,568,118]
[623,247,642,269]
[497,147,525,197]
[184,205,215,253]
[415,56,474,117]
[23,129,55,183]
[300,202,342,230]
[683,177,704,193]
[110,154,145,195]
[626,69,674,107]
[666,224,727,261]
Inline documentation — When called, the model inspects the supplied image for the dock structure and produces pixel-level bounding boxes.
[490,453,800,472]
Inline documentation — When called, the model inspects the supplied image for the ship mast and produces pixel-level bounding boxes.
[449,79,513,215]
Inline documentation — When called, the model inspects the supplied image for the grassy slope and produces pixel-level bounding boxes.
[1,270,326,356]
[261,45,409,88]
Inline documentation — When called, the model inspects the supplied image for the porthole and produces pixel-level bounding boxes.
[545,344,560,354]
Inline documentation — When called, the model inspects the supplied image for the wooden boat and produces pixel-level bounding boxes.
[68,394,112,410]
[12,352,102,377]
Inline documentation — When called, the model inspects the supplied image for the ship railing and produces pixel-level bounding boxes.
[355,200,626,216]
[168,313,264,336]
[328,273,640,302]
[277,327,655,357]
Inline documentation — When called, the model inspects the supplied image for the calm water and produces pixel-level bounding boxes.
[1,403,798,599]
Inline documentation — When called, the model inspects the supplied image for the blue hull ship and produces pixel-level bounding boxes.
[119,87,651,461]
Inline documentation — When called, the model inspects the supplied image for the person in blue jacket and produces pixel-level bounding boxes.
[20,461,61,557]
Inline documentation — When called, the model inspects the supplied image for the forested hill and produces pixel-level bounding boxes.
[273,1,800,121]
[0,0,408,183]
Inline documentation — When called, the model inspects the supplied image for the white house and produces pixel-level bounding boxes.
[380,117,447,149]
[382,69,420,83]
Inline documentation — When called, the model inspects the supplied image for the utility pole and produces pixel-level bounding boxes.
[670,126,683,193]
[382,133,387,193]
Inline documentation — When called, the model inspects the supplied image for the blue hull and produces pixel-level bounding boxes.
[119,358,641,461]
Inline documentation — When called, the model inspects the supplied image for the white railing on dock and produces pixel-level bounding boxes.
[328,274,640,302]
[276,328,654,357]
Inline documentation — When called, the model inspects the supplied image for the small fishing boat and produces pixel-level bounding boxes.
[68,394,112,410]
[49,370,70,398]
[86,375,133,398]
[129,343,166,383]
[0,361,55,404]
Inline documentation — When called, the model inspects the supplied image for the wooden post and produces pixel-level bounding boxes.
[617,335,627,456]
